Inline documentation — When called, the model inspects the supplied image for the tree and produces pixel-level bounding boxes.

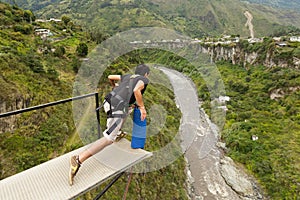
[23,54,44,73]
[14,24,33,34]
[54,46,66,57]
[23,10,35,23]
[61,15,71,26]
[76,43,88,57]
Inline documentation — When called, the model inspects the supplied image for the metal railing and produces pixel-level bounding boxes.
[0,92,102,138]
[0,92,139,199]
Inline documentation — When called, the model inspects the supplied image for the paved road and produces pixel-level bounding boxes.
[160,68,240,200]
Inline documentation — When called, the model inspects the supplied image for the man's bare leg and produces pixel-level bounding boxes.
[78,137,113,163]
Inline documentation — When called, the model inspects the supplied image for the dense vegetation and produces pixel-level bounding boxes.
[0,2,95,176]
[237,36,300,65]
[193,62,300,199]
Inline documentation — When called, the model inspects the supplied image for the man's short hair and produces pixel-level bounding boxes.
[135,64,150,76]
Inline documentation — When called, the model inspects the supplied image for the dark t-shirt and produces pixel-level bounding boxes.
[121,74,149,105]
[106,74,149,109]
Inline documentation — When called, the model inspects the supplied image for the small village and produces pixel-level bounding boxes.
[34,18,300,48]
[128,34,300,46]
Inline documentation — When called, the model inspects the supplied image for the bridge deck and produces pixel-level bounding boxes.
[0,139,152,200]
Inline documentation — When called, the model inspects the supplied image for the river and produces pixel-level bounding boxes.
[160,67,262,200]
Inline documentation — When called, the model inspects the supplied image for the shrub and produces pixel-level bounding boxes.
[13,24,33,34]
[23,10,35,22]
[76,42,88,57]
[53,46,66,57]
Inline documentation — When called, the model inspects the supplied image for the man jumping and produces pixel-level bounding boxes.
[69,64,150,186]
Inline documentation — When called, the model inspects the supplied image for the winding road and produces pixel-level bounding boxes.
[244,11,255,39]
[160,68,241,200]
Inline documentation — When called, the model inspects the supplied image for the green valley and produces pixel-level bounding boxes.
[1,1,300,199]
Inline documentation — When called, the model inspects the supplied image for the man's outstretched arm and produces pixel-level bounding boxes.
[108,75,121,88]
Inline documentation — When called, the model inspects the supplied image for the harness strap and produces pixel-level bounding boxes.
[126,75,135,108]
[105,118,122,135]
[109,113,127,118]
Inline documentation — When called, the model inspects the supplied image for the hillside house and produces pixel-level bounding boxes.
[248,38,263,43]
[35,29,53,39]
[275,42,288,47]
[273,37,282,42]
[290,36,300,42]
[35,18,62,23]
[218,96,230,102]
[252,135,258,141]
[35,19,47,23]
[218,106,228,111]
[191,38,202,43]
[48,18,62,22]
[231,37,240,43]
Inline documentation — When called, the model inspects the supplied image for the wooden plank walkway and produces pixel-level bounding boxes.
[0,139,152,200]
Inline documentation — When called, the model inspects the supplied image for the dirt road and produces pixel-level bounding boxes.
[244,10,255,39]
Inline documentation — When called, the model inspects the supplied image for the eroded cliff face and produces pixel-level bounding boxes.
[0,95,32,133]
[200,44,299,69]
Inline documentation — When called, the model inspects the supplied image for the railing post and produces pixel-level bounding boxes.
[95,92,101,139]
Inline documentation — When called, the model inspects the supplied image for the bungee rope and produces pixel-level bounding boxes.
[122,167,133,200]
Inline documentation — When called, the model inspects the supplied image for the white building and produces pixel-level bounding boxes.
[35,29,52,39]
[290,36,300,42]
[252,135,258,141]
[248,38,263,43]
[218,96,230,102]
[48,18,62,22]
[273,37,282,42]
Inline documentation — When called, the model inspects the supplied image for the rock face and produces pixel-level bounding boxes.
[220,156,264,200]
[269,86,300,100]
[0,96,31,133]
[133,40,299,68]
[199,44,299,69]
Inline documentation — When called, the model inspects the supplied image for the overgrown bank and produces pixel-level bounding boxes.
[201,62,300,199]
[221,63,300,199]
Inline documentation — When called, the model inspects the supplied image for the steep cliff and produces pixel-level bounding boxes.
[0,94,32,133]
[200,41,300,69]
[0,74,33,133]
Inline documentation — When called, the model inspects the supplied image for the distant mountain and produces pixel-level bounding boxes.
[242,0,300,11]
[3,0,300,38]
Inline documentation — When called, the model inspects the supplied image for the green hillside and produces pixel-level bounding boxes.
[0,3,188,199]
[3,0,300,38]
[0,2,96,176]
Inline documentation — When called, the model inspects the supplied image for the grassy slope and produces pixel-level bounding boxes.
[0,2,92,177]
